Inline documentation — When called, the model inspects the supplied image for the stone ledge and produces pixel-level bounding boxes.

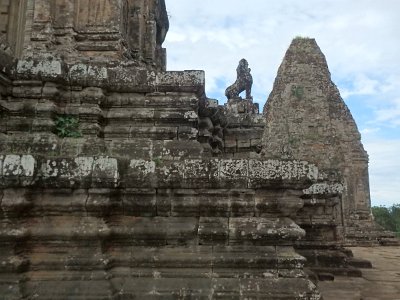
[0,50,205,95]
[0,154,325,189]
[0,277,320,299]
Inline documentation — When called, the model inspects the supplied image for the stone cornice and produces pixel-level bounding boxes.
[0,50,205,95]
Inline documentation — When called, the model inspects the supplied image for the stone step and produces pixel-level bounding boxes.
[378,237,400,246]
[0,188,304,218]
[297,249,349,268]
[0,216,305,245]
[310,267,362,277]
[8,246,305,274]
[111,277,320,299]
[348,258,373,269]
[0,276,320,300]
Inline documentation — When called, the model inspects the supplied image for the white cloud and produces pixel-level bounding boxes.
[360,127,380,135]
[375,98,400,124]
[364,139,400,206]
[164,0,400,205]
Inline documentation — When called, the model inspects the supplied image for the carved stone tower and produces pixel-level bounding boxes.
[0,0,169,69]
[262,38,372,240]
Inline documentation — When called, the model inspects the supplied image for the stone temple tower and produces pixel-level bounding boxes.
[0,0,169,69]
[262,37,374,242]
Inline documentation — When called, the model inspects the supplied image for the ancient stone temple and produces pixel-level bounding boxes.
[0,1,397,299]
[262,38,398,245]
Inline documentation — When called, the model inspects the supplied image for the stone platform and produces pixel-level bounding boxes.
[319,246,400,300]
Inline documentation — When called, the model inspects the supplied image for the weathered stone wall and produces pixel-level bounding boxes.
[1,1,391,298]
[0,0,168,69]
[198,98,265,157]
[0,41,325,298]
[0,131,325,298]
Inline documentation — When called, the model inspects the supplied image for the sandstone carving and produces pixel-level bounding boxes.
[0,1,398,299]
[225,58,253,100]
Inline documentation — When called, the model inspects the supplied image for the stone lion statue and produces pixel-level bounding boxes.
[225,58,253,100]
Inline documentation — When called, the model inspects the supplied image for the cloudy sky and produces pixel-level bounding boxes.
[164,0,400,207]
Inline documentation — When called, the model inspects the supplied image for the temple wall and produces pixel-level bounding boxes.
[0,0,168,68]
[0,0,27,57]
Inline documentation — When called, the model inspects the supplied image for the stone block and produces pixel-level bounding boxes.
[130,246,213,269]
[91,156,119,187]
[171,189,199,216]
[182,159,212,188]
[68,63,108,86]
[0,274,23,300]
[276,246,306,269]
[1,188,31,216]
[105,92,146,108]
[178,126,198,140]
[126,159,156,188]
[2,155,35,186]
[109,217,198,245]
[154,161,184,188]
[154,140,203,160]
[41,82,60,99]
[108,139,153,160]
[154,108,197,124]
[198,217,229,244]
[229,217,305,245]
[229,189,255,216]
[129,126,178,140]
[198,190,230,217]
[22,280,113,300]
[32,189,79,216]
[3,116,33,133]
[248,159,319,188]
[218,159,248,188]
[103,125,131,139]
[31,118,55,133]
[237,139,251,149]
[86,189,113,216]
[156,189,172,216]
[16,57,62,81]
[122,188,156,216]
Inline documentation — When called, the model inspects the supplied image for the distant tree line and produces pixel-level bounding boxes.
[371,204,400,237]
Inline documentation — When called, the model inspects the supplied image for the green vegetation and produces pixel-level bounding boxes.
[291,85,304,99]
[288,136,298,145]
[371,204,400,237]
[152,157,163,167]
[55,115,82,138]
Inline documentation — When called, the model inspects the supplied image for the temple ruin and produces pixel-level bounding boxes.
[0,0,398,299]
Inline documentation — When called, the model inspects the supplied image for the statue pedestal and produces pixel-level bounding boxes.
[226,97,259,114]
